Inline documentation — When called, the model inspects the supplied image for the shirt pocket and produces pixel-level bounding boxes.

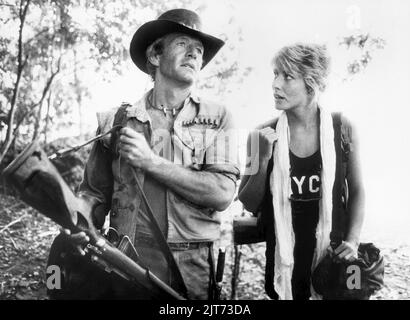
[174,123,219,170]
[111,190,129,217]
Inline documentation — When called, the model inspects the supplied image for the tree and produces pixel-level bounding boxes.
[339,32,386,80]
[0,0,144,163]
[0,0,251,165]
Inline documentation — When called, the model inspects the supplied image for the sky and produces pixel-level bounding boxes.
[77,0,410,244]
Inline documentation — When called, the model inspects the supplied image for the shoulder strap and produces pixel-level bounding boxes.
[266,117,279,178]
[111,102,188,298]
[259,117,279,220]
[272,118,279,130]
[131,173,188,298]
[110,103,130,157]
[330,112,351,249]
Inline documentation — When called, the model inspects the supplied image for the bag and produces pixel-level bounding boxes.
[235,113,385,300]
[232,214,264,245]
[311,113,385,300]
[233,118,279,246]
[312,243,384,300]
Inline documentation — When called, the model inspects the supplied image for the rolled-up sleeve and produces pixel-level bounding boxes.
[203,109,240,184]
[78,128,113,228]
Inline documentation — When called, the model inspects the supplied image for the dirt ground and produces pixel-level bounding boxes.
[0,194,58,300]
[0,193,409,300]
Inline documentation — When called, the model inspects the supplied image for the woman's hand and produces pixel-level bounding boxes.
[328,240,359,262]
[257,127,278,160]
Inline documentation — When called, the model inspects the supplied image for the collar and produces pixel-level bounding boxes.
[126,89,200,123]
[190,91,201,104]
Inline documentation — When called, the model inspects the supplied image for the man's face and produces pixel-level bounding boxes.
[157,33,204,85]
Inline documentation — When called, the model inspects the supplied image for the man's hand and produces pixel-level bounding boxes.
[256,127,278,160]
[60,228,89,256]
[327,240,359,262]
[118,127,157,170]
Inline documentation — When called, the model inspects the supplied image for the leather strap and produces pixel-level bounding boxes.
[112,103,188,298]
[330,112,345,249]
[131,171,188,298]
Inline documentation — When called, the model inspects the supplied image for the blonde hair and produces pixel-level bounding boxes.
[273,43,330,96]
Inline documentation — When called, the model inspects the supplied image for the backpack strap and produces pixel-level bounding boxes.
[263,117,279,207]
[259,116,280,300]
[258,117,279,217]
[330,112,352,248]
[262,113,351,298]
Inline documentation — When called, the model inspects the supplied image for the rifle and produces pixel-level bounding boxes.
[2,139,185,300]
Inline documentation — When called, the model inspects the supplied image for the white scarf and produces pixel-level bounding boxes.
[269,106,335,300]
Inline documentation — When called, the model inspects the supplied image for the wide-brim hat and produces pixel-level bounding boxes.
[130,8,225,74]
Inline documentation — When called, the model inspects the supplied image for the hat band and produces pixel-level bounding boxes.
[175,21,201,32]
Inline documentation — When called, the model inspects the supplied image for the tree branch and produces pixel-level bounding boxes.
[0,0,31,163]
[11,55,62,144]
[0,3,17,7]
[0,65,8,74]
[25,28,49,46]
[32,57,61,140]
[43,90,52,144]
[0,213,29,234]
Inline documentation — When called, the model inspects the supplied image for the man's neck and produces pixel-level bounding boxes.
[151,77,193,109]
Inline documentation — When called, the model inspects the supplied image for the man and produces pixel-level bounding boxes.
[54,8,239,300]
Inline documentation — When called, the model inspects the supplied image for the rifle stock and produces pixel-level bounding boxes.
[2,140,185,300]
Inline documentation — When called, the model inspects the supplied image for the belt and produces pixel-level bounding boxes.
[135,234,211,251]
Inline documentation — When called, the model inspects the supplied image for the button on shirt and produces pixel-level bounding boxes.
[78,90,240,245]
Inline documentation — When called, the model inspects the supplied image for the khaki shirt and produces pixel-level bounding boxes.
[78,90,240,244]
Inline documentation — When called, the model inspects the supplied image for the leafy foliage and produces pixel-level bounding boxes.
[339,32,386,79]
[0,0,251,164]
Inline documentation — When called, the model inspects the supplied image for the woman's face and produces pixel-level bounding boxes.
[272,66,310,111]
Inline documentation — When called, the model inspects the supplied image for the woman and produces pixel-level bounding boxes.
[238,43,365,300]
